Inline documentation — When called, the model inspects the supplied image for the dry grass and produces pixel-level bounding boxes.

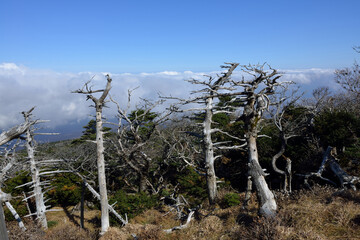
[229,186,360,240]
[6,186,360,240]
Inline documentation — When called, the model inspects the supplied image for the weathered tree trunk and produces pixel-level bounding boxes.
[243,175,252,208]
[204,96,217,205]
[236,65,283,217]
[25,123,47,229]
[271,135,292,193]
[326,147,359,190]
[0,190,11,240]
[83,180,127,225]
[5,201,26,231]
[0,121,35,146]
[162,63,239,206]
[138,173,148,193]
[0,203,9,240]
[80,181,85,229]
[74,75,113,234]
[247,135,277,216]
[95,103,110,234]
[286,157,292,193]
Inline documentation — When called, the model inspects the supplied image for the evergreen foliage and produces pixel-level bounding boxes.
[46,173,83,206]
[315,110,360,150]
[109,190,158,220]
[221,192,241,208]
[71,119,113,144]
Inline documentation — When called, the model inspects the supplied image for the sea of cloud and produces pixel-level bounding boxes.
[0,63,338,139]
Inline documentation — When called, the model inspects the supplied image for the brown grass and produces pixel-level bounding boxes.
[6,185,360,240]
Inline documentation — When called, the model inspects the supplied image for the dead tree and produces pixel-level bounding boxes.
[20,108,62,229]
[0,189,10,240]
[22,108,48,229]
[0,120,36,146]
[73,74,112,234]
[163,63,242,205]
[0,113,38,238]
[299,146,360,190]
[335,60,360,96]
[233,64,286,216]
[157,120,204,176]
[62,159,128,225]
[269,86,307,193]
[110,89,172,193]
[0,110,45,238]
[0,141,27,231]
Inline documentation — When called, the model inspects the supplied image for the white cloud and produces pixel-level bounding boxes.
[0,63,22,71]
[159,71,179,76]
[0,63,338,131]
[281,68,334,84]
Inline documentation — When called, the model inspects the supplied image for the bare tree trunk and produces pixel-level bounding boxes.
[23,192,32,218]
[139,173,147,193]
[0,203,9,240]
[204,96,217,205]
[5,201,26,231]
[247,135,277,216]
[83,181,127,225]
[286,157,292,193]
[0,190,11,240]
[162,63,239,206]
[74,75,113,234]
[243,175,252,208]
[25,124,47,229]
[326,147,359,190]
[80,181,85,229]
[271,136,286,188]
[95,104,110,234]
[0,121,35,146]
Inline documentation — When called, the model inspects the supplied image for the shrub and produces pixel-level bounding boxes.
[221,193,241,208]
[110,190,158,221]
[46,173,82,206]
[4,171,32,195]
[177,167,207,206]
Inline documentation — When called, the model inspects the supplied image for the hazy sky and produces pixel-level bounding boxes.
[0,0,359,139]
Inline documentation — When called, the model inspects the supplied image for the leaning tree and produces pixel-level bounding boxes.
[232,64,288,216]
[0,116,37,239]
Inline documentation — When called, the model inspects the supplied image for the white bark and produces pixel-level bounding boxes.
[5,201,26,231]
[248,135,277,216]
[83,180,127,225]
[235,64,282,217]
[163,210,195,233]
[204,96,217,205]
[95,104,110,234]
[164,63,239,205]
[74,75,112,234]
[0,121,34,146]
[22,109,48,229]
[271,136,292,193]
[0,203,9,240]
[243,175,252,208]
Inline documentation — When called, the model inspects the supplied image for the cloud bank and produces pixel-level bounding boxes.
[0,63,337,132]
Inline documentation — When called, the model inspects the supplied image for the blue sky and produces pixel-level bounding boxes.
[1,0,359,72]
[0,0,359,140]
